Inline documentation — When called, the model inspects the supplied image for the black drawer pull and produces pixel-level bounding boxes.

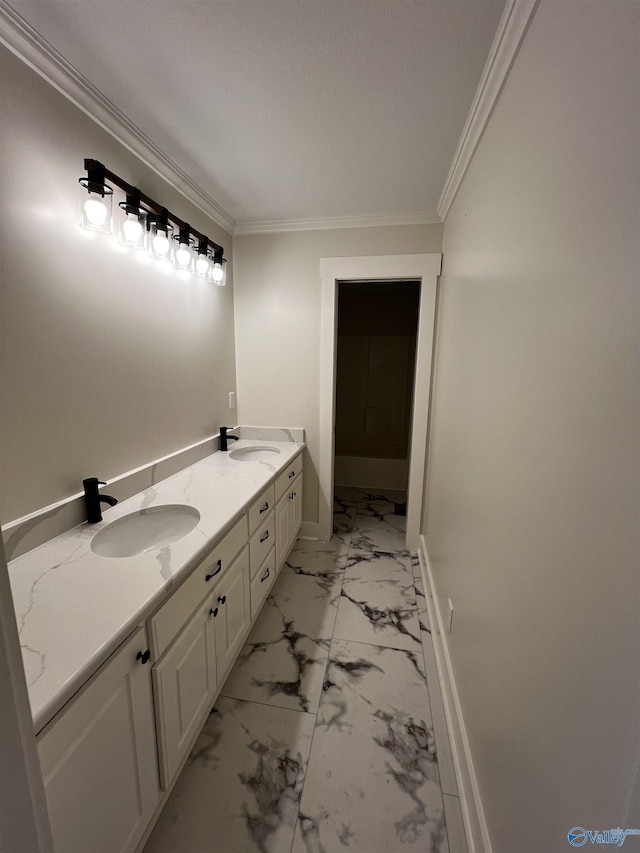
[209,607,218,618]
[289,492,294,501]
[259,502,269,514]
[260,567,270,583]
[205,560,222,582]
[288,471,295,479]
[218,594,227,604]
[259,530,270,543]
[136,650,151,665]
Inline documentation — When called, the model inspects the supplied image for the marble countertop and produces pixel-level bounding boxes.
[7,439,304,733]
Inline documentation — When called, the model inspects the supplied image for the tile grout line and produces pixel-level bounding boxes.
[286,511,350,853]
[217,690,319,718]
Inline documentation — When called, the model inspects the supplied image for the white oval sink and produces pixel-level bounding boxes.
[91,505,200,558]
[229,446,282,462]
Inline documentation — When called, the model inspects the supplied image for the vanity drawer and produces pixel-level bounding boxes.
[247,485,275,534]
[275,453,303,501]
[249,513,275,579]
[250,548,276,619]
[149,514,248,660]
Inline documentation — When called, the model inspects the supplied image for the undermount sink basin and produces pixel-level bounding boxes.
[229,446,282,462]
[91,505,200,558]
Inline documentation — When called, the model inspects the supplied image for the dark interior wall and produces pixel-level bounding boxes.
[335,281,419,460]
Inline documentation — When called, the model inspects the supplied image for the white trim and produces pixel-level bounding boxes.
[234,211,441,236]
[318,254,441,548]
[0,539,54,852]
[419,535,493,853]
[0,0,235,235]
[436,0,539,220]
[299,521,320,541]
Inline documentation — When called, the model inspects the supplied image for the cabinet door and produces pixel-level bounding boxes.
[290,472,303,543]
[215,546,250,678]
[250,547,277,618]
[276,493,290,568]
[153,595,217,789]
[37,627,160,853]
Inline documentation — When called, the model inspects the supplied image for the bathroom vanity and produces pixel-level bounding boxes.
[7,438,304,853]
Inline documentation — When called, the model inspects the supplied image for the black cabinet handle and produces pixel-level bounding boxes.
[259,502,269,514]
[259,530,270,543]
[209,607,218,618]
[218,594,227,604]
[205,560,222,582]
[136,650,151,665]
[288,471,295,479]
[260,567,270,583]
[289,492,294,501]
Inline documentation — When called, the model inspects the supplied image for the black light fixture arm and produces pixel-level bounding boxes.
[83,159,224,256]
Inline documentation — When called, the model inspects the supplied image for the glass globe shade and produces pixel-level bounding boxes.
[84,197,108,227]
[122,216,143,244]
[153,232,170,257]
[195,255,210,277]
[211,262,224,284]
[175,244,192,269]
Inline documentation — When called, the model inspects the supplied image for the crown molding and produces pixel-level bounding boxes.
[0,0,236,235]
[437,0,540,221]
[234,211,441,236]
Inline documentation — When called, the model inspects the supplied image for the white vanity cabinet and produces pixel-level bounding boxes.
[248,485,277,617]
[150,523,249,789]
[31,446,304,853]
[37,626,160,853]
[212,545,250,679]
[148,515,248,661]
[152,592,218,789]
[250,546,277,617]
[275,453,303,568]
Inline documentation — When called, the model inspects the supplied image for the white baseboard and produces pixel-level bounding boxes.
[299,521,320,540]
[418,535,492,853]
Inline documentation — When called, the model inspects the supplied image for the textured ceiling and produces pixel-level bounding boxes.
[7,0,506,226]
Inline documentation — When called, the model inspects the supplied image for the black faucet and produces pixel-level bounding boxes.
[219,426,240,452]
[83,478,118,523]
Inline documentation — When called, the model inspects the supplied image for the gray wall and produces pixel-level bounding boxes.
[233,224,443,525]
[423,3,640,851]
[0,47,236,522]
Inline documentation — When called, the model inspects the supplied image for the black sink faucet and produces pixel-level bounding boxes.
[219,426,239,452]
[83,478,118,523]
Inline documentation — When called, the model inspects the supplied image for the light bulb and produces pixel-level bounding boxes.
[122,216,143,244]
[84,197,108,227]
[153,232,170,257]
[175,245,192,268]
[195,255,210,277]
[211,262,224,284]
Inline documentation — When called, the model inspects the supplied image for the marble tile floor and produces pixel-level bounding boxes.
[143,487,467,853]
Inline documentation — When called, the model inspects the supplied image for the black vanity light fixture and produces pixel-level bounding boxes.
[210,246,227,286]
[173,223,195,273]
[79,159,226,285]
[119,187,146,249]
[79,160,113,234]
[147,207,174,263]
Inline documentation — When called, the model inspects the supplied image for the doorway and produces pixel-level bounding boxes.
[318,254,441,549]
[334,280,420,499]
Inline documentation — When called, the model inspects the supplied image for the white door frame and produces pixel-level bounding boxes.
[319,253,441,549]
